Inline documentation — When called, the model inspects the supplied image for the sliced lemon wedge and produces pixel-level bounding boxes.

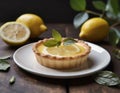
[0,22,30,46]
[37,43,85,57]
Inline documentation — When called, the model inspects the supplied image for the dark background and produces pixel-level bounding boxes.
[0,0,96,23]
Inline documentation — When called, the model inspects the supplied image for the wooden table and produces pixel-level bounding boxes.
[0,23,120,93]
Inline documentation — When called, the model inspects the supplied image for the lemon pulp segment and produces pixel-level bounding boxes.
[0,22,30,46]
[37,43,85,57]
[3,24,27,41]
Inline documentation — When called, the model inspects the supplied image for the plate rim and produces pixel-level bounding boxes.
[13,42,111,79]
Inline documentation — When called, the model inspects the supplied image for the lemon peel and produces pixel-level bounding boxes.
[16,13,47,38]
[80,17,109,42]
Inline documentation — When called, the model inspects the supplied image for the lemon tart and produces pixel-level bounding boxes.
[33,38,91,69]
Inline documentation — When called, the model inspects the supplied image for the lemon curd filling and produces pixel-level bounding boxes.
[33,38,91,69]
[37,43,85,57]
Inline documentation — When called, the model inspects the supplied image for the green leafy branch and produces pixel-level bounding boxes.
[70,0,120,46]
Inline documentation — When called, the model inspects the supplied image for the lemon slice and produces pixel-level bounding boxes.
[39,44,84,57]
[0,22,30,46]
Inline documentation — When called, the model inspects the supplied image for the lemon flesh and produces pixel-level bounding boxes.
[0,22,30,46]
[37,43,85,57]
[16,13,47,38]
[80,17,109,42]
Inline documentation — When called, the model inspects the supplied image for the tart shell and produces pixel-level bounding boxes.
[33,39,91,69]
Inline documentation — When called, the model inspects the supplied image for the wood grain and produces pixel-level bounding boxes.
[69,45,120,93]
[0,23,120,93]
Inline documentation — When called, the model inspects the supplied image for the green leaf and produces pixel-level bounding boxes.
[52,29,62,42]
[0,59,10,71]
[106,0,120,19]
[9,76,15,84]
[70,0,86,11]
[92,1,106,11]
[106,12,119,20]
[43,39,60,47]
[95,71,120,86]
[109,28,120,46]
[63,38,77,46]
[112,48,120,60]
[73,12,89,28]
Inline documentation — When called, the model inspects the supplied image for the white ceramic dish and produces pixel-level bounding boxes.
[13,42,111,79]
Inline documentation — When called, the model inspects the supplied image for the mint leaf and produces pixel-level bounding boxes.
[70,0,86,11]
[0,59,10,71]
[52,29,62,42]
[9,76,15,84]
[92,1,106,11]
[73,12,89,28]
[44,30,77,47]
[43,39,60,47]
[43,29,62,47]
[63,38,77,46]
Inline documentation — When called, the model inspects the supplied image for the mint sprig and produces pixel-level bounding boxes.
[43,29,77,47]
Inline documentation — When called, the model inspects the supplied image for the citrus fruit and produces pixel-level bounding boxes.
[37,44,84,57]
[79,17,109,42]
[16,13,47,38]
[46,44,80,56]
[0,22,30,46]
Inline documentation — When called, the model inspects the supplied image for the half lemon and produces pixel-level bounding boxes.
[0,22,30,46]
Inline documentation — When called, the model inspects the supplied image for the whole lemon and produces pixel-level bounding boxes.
[16,13,47,38]
[79,17,109,42]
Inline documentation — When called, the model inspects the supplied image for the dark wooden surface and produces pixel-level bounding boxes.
[0,23,120,93]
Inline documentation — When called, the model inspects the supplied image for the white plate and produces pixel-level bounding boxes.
[13,42,111,79]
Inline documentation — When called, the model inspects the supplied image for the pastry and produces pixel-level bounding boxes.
[33,38,91,69]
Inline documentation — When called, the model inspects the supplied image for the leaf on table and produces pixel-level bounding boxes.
[0,59,10,71]
[92,0,106,11]
[70,0,86,11]
[73,12,89,29]
[9,76,15,84]
[95,71,120,86]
